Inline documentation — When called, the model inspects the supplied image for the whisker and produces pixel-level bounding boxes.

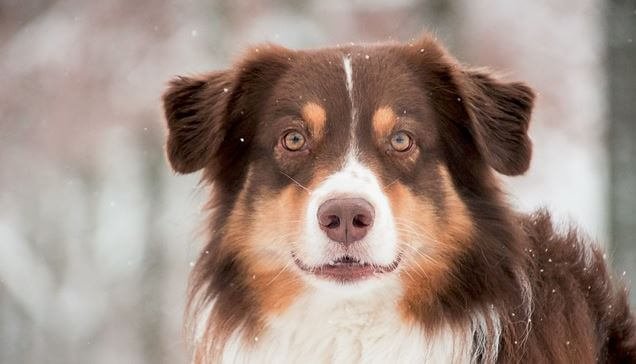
[383,178,400,190]
[279,171,312,194]
[399,244,433,281]
[399,267,417,282]
[393,219,448,246]
[265,260,293,287]
[401,242,436,266]
[394,225,437,244]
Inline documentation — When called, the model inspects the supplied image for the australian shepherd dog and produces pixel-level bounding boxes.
[162,34,636,363]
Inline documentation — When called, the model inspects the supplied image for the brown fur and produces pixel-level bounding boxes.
[163,34,636,363]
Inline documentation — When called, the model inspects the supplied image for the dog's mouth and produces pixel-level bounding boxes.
[292,253,401,283]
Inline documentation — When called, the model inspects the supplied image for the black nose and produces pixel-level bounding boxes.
[317,198,374,245]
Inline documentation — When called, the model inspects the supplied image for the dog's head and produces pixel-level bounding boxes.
[163,35,534,331]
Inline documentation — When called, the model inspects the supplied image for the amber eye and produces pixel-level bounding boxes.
[282,131,306,151]
[390,131,413,152]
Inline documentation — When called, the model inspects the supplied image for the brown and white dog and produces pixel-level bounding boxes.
[162,34,636,363]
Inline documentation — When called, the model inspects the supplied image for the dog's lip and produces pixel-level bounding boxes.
[292,253,401,283]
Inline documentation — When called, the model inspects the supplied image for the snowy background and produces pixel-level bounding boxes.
[1,0,634,363]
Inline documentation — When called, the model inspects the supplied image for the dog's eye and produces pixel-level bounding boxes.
[389,131,413,152]
[282,131,306,151]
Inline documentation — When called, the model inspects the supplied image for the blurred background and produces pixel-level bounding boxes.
[0,0,634,363]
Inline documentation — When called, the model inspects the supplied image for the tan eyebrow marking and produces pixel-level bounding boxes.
[301,102,326,138]
[372,106,397,140]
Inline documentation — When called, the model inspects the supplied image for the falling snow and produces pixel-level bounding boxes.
[0,1,622,363]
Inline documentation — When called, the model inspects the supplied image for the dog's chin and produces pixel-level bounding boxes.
[292,252,401,287]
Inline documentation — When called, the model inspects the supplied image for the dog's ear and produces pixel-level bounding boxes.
[407,35,535,176]
[456,68,535,176]
[162,44,293,175]
[163,72,232,174]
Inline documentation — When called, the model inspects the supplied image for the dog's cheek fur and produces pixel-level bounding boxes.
[242,185,307,313]
[230,185,308,319]
[385,166,473,327]
[191,163,330,361]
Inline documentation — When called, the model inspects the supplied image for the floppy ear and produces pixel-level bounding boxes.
[406,35,535,176]
[162,44,293,175]
[163,72,232,174]
[456,68,535,176]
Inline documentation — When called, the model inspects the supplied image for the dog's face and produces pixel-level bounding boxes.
[164,36,534,303]
[244,51,442,292]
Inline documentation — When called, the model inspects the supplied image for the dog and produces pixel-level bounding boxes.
[162,34,636,363]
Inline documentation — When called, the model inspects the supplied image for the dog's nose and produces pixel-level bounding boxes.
[317,198,374,244]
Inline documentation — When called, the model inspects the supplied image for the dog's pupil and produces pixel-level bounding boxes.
[392,133,408,149]
[285,132,304,149]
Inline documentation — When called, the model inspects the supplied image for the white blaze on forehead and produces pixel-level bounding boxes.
[343,56,358,154]
[343,56,354,96]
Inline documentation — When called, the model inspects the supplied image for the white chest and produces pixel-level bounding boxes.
[217,289,473,364]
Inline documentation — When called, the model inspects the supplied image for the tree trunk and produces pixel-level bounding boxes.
[607,0,636,305]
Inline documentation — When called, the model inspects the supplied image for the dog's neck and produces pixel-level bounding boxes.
[209,279,479,363]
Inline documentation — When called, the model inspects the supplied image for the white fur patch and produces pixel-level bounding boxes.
[216,281,477,364]
[343,56,354,99]
[515,268,534,348]
[343,56,358,153]
[193,297,504,364]
[470,306,502,364]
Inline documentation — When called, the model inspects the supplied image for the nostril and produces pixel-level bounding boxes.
[352,214,371,228]
[325,215,340,229]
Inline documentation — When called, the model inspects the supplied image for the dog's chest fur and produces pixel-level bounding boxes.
[219,285,471,363]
